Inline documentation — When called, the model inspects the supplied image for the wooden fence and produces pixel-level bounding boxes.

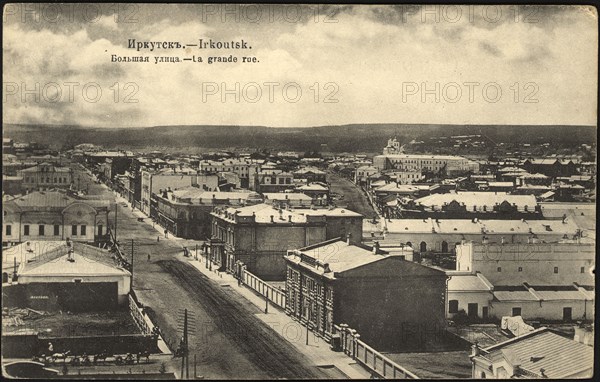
[333,324,419,379]
[241,269,286,309]
[129,293,152,335]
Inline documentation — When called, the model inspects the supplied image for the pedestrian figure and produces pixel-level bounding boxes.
[164,229,168,238]
[48,342,54,353]
[157,235,160,242]
[147,253,151,262]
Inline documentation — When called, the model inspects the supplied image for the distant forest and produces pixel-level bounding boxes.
[3,123,596,153]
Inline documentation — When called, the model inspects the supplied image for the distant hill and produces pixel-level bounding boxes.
[3,123,595,153]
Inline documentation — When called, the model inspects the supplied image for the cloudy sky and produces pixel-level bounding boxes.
[3,4,598,128]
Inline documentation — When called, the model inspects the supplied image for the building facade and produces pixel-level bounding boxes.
[18,163,73,193]
[208,204,362,280]
[455,241,595,286]
[285,239,448,351]
[140,168,218,216]
[2,191,111,245]
[154,188,262,239]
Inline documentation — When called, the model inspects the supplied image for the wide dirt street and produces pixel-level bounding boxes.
[71,163,340,379]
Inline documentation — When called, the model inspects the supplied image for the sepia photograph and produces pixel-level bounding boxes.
[2,3,597,380]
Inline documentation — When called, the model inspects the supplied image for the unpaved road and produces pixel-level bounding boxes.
[72,162,341,379]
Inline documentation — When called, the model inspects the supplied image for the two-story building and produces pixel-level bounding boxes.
[140,168,219,216]
[284,238,448,351]
[208,204,362,280]
[18,163,73,193]
[154,187,263,239]
[451,241,595,322]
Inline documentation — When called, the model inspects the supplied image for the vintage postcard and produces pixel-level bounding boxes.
[2,3,596,380]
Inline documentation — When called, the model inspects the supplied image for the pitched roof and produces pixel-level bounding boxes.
[20,254,129,277]
[481,328,593,378]
[285,239,387,278]
[415,192,537,209]
[263,192,312,201]
[18,242,129,277]
[447,272,492,292]
[372,218,580,236]
[6,191,110,210]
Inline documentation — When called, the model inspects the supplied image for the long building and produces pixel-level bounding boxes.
[208,203,362,279]
[18,163,73,193]
[363,217,585,253]
[2,191,111,246]
[154,187,263,239]
[284,238,448,351]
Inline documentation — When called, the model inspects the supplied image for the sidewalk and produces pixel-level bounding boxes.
[185,257,371,379]
[113,192,187,242]
[110,186,370,378]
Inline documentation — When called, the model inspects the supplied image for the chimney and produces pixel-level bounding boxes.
[323,263,331,273]
[372,241,380,254]
[288,215,292,222]
[270,215,274,223]
[470,342,481,358]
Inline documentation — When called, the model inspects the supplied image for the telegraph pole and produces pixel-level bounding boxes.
[114,203,118,242]
[131,239,134,287]
[180,309,189,379]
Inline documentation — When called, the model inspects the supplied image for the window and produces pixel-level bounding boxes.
[449,300,459,314]
[581,266,585,273]
[554,267,559,274]
[24,225,30,236]
[512,307,521,316]
[497,267,502,272]
[72,225,77,236]
[54,225,60,236]
[38,225,45,236]
[98,224,103,236]
[518,267,523,272]
[5,225,11,236]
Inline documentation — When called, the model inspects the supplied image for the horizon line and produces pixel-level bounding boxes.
[4,122,598,130]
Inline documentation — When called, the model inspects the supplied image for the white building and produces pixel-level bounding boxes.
[16,241,131,310]
[140,168,218,216]
[363,218,585,253]
[455,241,595,286]
[373,153,480,175]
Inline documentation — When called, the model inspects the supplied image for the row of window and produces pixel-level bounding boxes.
[24,177,69,184]
[449,303,574,321]
[287,269,333,300]
[5,224,98,237]
[497,266,586,274]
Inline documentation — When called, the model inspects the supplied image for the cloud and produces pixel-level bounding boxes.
[2,4,597,128]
